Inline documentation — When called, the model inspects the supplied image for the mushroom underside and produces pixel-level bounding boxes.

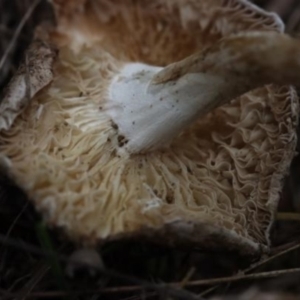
[0,0,298,256]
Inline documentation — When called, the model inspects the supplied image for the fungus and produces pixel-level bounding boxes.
[1,0,300,256]
[66,248,104,277]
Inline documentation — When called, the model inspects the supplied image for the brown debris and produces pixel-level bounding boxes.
[0,26,58,131]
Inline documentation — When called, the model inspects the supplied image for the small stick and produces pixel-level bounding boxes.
[180,267,197,288]
[276,212,300,222]
[3,267,300,299]
[0,0,40,71]
[199,241,300,296]
[185,267,300,287]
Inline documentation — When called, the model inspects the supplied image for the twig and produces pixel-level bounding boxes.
[185,268,300,287]
[1,235,300,299]
[199,241,300,296]
[0,0,40,71]
[0,287,143,299]
[3,267,300,299]
[0,26,30,42]
[180,267,196,288]
[0,202,30,274]
[244,242,300,272]
[18,265,50,300]
[0,290,156,300]
[0,234,202,300]
[276,212,300,221]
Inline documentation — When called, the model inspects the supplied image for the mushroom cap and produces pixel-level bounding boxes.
[0,0,298,256]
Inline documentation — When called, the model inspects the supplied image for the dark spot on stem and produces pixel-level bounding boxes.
[118,135,128,147]
[111,121,119,130]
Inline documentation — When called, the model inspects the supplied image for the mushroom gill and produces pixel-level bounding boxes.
[0,0,298,256]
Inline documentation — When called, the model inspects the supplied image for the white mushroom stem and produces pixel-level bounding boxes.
[107,32,300,154]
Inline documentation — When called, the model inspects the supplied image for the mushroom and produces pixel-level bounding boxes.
[66,248,104,278]
[0,0,299,256]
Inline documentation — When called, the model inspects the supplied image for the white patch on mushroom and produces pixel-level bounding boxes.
[108,62,228,153]
[140,183,163,213]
